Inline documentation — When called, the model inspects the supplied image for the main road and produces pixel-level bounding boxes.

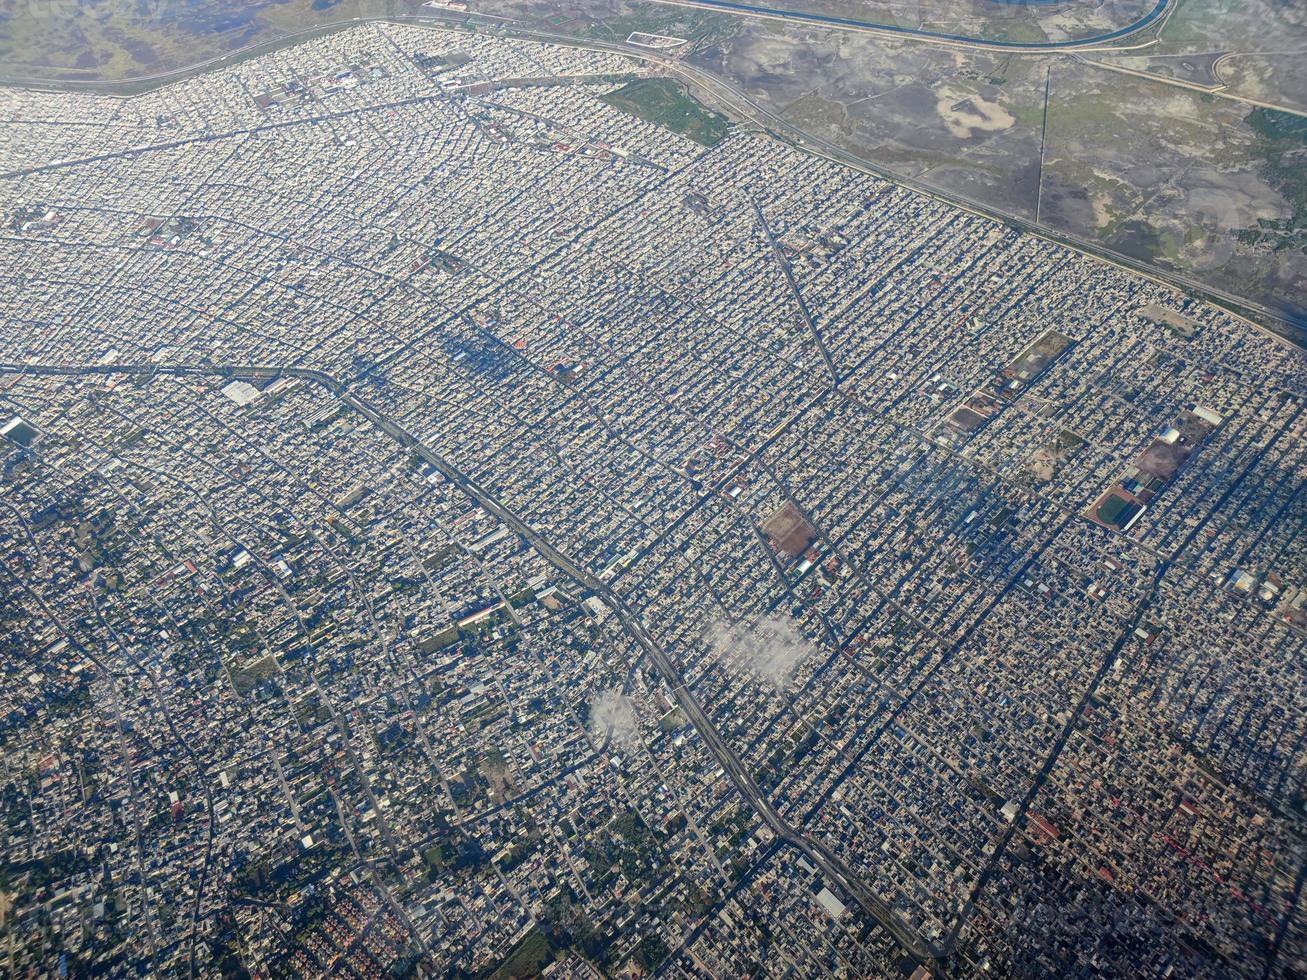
[0,359,942,972]
[655,0,1172,51]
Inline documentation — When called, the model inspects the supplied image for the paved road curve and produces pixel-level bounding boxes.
[654,0,1172,51]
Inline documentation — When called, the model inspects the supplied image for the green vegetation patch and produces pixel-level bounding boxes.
[1241,107,1307,258]
[417,625,460,654]
[422,544,460,572]
[422,835,490,878]
[1055,429,1086,453]
[1095,493,1139,529]
[599,78,730,147]
[488,927,554,979]
[1004,328,1074,382]
[1248,106,1307,144]
[228,655,279,700]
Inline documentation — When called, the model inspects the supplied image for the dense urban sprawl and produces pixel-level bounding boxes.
[0,22,1304,979]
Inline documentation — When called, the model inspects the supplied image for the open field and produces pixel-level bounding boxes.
[599,75,731,143]
[0,0,408,82]
[1040,59,1307,327]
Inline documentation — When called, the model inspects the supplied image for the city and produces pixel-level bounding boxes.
[0,19,1303,979]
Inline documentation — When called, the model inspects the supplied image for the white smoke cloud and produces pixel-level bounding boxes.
[708,613,815,691]
[589,688,640,750]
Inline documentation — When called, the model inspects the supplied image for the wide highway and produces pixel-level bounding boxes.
[0,359,943,972]
[654,0,1173,51]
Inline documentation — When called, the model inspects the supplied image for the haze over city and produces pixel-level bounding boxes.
[0,0,1302,977]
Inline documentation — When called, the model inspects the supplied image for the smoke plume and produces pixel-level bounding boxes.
[589,688,639,750]
[707,613,815,691]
